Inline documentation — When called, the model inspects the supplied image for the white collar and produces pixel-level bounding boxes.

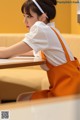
[47,22,55,28]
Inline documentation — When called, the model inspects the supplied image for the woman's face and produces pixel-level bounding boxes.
[23,9,40,29]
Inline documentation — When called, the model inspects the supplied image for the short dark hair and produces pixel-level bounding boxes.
[21,0,57,22]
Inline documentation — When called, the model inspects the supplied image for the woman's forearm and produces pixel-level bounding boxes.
[0,47,11,58]
[0,41,32,58]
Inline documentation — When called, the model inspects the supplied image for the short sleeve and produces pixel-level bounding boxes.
[23,22,48,53]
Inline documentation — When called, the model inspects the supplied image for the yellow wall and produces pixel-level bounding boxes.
[54,3,71,33]
[0,0,79,34]
[0,0,27,33]
[71,3,80,34]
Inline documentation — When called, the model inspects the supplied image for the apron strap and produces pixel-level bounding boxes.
[51,28,71,62]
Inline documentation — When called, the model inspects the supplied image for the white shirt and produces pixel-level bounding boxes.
[23,21,74,67]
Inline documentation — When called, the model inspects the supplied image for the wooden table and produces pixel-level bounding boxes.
[0,56,46,102]
[0,56,46,69]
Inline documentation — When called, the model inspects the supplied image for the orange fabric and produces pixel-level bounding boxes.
[31,29,80,100]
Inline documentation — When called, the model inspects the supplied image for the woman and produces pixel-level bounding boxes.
[0,0,80,101]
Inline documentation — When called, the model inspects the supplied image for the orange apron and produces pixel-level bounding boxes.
[31,28,80,100]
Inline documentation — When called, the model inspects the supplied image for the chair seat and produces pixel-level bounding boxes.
[0,67,49,100]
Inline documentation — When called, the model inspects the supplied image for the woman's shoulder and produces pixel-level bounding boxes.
[30,21,49,34]
[31,21,47,30]
[30,21,55,34]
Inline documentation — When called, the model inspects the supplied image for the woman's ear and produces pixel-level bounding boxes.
[39,13,47,22]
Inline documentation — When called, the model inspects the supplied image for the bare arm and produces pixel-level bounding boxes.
[19,51,34,57]
[0,41,32,58]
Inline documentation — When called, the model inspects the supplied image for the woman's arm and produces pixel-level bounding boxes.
[19,51,34,57]
[0,41,32,58]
